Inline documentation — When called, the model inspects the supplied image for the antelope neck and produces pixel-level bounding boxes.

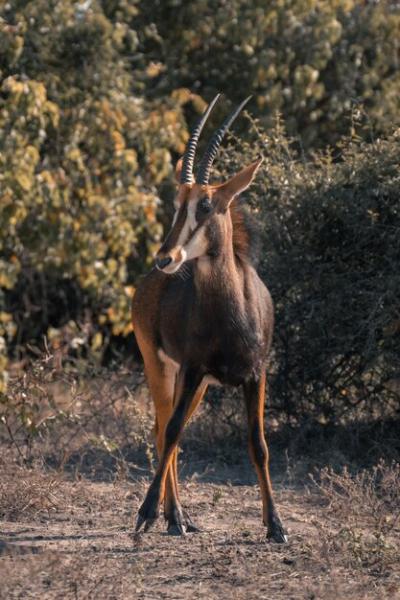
[194,239,245,307]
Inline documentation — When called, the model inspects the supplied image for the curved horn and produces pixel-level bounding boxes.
[180,94,221,185]
[196,96,252,185]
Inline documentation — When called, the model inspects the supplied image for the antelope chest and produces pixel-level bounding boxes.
[191,321,266,386]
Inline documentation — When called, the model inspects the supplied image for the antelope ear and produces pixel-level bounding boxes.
[216,158,263,211]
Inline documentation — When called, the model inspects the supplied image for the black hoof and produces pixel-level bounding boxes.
[135,514,158,533]
[166,508,200,535]
[267,522,288,544]
[136,494,160,533]
[135,514,146,532]
[183,510,201,533]
[167,522,187,536]
[186,522,201,533]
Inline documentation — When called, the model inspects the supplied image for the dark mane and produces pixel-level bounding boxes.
[230,198,262,266]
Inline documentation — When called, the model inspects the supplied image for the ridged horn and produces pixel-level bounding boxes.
[196,96,252,185]
[180,94,221,185]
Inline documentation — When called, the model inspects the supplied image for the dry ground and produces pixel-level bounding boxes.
[1,367,399,599]
[1,460,399,600]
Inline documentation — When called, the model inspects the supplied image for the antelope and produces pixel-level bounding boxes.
[132,94,287,543]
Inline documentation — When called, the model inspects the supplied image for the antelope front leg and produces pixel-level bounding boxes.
[136,367,203,534]
[243,373,287,543]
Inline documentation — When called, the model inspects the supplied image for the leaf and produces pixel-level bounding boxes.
[15,173,33,192]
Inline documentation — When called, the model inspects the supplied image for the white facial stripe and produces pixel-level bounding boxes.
[162,226,206,273]
[176,199,198,248]
[161,197,207,274]
[187,199,198,229]
[184,227,208,260]
[171,208,179,226]
[176,218,191,248]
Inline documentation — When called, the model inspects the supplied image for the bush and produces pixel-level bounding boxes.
[136,0,400,148]
[0,1,200,382]
[1,0,399,429]
[215,118,400,422]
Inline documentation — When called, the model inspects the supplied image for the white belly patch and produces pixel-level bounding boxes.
[157,349,221,386]
[203,374,222,386]
[157,348,180,371]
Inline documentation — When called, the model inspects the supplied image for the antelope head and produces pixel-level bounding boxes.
[155,95,263,274]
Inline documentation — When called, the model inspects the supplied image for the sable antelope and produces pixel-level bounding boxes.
[132,94,287,543]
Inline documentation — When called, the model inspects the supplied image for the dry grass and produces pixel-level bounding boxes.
[0,467,62,522]
[309,462,400,576]
[314,461,400,533]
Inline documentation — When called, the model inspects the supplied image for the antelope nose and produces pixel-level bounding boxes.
[155,256,172,270]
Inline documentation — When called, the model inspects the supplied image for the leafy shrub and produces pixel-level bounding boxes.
[0,1,197,382]
[215,119,400,422]
[0,0,399,429]
[137,0,400,148]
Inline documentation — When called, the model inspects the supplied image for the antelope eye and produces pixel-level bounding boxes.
[199,198,212,214]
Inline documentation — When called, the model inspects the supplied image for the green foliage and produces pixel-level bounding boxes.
[137,0,400,147]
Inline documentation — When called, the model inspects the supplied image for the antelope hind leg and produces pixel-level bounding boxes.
[243,373,287,543]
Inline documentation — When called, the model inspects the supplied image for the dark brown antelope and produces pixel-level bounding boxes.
[132,94,287,543]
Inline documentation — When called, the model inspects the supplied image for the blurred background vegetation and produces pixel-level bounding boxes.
[0,0,399,432]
